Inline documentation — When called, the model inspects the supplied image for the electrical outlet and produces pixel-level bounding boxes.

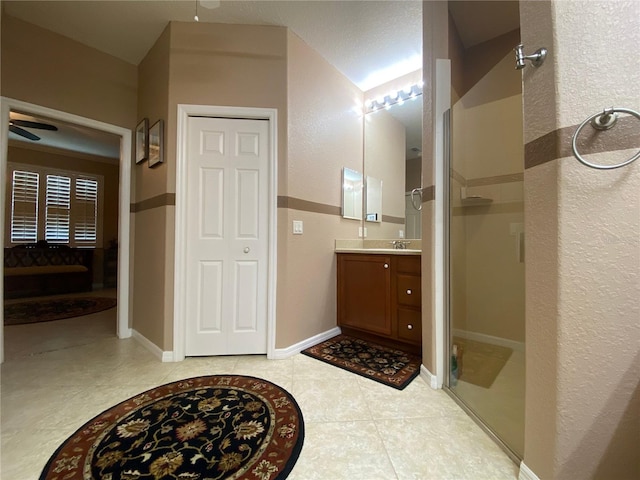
[293,220,303,235]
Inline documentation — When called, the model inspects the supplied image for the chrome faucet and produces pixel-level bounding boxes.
[390,240,411,250]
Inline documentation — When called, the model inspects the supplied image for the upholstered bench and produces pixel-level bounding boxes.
[4,244,93,299]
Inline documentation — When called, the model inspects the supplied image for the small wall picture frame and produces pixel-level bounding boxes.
[148,120,164,168]
[135,118,148,164]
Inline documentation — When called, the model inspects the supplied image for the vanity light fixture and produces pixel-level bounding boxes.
[366,82,423,113]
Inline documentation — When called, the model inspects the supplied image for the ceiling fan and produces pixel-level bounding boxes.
[9,118,58,141]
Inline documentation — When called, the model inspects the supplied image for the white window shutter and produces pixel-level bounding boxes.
[45,174,71,243]
[10,170,39,242]
[74,177,98,243]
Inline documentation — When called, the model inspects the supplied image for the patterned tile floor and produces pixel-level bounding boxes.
[1,291,519,479]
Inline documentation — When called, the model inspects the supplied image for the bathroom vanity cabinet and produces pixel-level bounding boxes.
[337,253,421,354]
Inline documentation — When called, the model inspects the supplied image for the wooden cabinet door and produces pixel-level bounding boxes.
[337,254,392,336]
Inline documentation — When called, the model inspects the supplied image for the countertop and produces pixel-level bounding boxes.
[335,248,421,255]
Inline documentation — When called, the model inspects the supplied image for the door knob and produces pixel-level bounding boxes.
[244,247,250,253]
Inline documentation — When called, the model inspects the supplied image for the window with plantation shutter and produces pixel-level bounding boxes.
[74,177,98,243]
[7,164,104,248]
[10,170,39,242]
[45,175,71,243]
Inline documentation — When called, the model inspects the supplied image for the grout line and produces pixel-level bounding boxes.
[371,419,401,480]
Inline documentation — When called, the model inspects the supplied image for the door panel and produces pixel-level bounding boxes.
[198,261,223,332]
[186,116,269,356]
[236,169,259,238]
[201,168,224,237]
[234,261,259,331]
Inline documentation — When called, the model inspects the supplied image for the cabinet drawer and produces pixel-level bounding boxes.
[397,274,421,307]
[395,255,421,275]
[397,308,422,344]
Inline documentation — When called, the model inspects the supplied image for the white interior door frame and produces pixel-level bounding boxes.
[174,104,278,362]
[0,97,133,363]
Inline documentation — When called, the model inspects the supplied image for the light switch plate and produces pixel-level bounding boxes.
[293,220,303,235]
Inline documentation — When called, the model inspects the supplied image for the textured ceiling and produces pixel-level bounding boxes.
[3,0,423,91]
[3,1,518,160]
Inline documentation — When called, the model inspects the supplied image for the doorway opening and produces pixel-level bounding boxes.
[0,97,133,363]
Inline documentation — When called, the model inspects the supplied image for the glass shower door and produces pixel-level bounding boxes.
[444,20,526,458]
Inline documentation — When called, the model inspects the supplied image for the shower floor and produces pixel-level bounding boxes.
[451,348,525,458]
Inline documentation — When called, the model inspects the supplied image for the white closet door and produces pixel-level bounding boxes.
[185,116,269,355]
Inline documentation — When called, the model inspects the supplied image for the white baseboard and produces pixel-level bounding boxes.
[132,329,175,362]
[453,328,525,352]
[420,365,440,389]
[269,327,341,359]
[519,461,540,480]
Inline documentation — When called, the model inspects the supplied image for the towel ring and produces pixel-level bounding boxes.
[410,187,423,211]
[571,107,640,170]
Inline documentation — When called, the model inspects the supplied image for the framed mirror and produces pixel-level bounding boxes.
[341,167,363,220]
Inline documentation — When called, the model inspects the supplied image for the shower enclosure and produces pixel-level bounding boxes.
[444,1,525,460]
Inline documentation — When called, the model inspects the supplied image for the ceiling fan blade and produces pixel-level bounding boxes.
[9,124,41,141]
[11,119,58,131]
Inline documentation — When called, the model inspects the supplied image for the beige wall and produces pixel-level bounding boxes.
[521,1,640,479]
[132,26,171,349]
[280,31,364,347]
[168,21,288,196]
[1,15,137,130]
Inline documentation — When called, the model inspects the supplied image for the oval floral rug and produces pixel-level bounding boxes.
[4,296,117,326]
[40,375,304,480]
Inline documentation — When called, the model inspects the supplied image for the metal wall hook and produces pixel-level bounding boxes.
[514,43,547,70]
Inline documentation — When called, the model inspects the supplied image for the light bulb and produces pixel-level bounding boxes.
[194,14,199,21]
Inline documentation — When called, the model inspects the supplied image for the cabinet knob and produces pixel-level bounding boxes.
[406,289,412,295]
[383,263,389,269]
[407,324,413,330]
[244,247,250,253]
